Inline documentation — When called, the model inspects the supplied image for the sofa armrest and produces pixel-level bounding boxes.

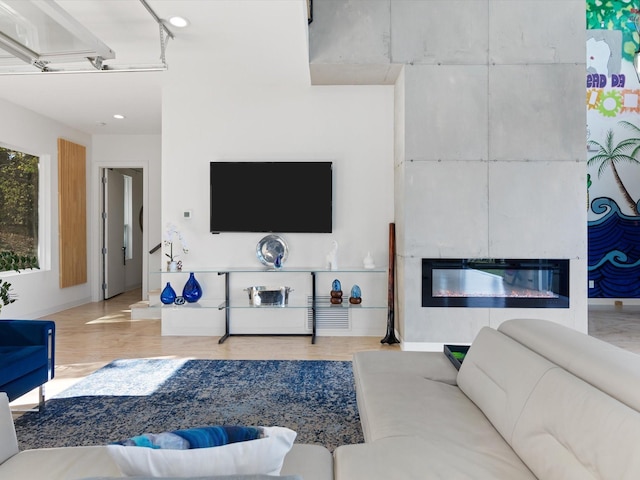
[0,392,19,465]
[0,320,55,381]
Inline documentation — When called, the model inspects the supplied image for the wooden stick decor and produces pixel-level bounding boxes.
[381,222,400,344]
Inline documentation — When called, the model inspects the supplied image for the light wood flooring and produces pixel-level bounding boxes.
[11,288,640,409]
[588,304,640,355]
[11,288,398,409]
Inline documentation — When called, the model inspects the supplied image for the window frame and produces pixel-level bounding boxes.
[0,141,49,275]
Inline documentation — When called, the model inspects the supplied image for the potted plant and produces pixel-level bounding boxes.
[0,251,39,314]
[164,223,188,272]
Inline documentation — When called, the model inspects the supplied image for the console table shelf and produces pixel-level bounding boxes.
[153,267,386,343]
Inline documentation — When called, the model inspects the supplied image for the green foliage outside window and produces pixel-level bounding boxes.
[0,251,39,313]
[0,146,39,262]
[0,146,40,313]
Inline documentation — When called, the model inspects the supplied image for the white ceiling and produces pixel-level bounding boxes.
[0,0,310,135]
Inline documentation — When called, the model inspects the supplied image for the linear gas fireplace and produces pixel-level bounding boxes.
[422,258,569,308]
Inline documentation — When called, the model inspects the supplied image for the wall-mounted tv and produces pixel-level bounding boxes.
[210,161,333,233]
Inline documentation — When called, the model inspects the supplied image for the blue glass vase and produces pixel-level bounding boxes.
[182,272,203,303]
[160,282,177,305]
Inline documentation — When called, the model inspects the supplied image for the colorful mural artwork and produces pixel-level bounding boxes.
[586,1,638,62]
[587,0,640,298]
[589,198,640,297]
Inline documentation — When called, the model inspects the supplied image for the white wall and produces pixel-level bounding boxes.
[0,97,92,319]
[0,102,162,318]
[160,47,395,335]
[162,83,394,266]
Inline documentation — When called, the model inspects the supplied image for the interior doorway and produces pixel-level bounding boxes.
[101,167,144,300]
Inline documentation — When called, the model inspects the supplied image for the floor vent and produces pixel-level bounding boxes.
[307,295,350,330]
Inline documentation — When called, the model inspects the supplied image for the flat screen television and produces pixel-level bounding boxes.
[210,161,333,233]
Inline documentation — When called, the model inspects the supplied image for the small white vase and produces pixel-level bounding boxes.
[326,240,339,271]
[168,261,178,272]
[363,252,375,269]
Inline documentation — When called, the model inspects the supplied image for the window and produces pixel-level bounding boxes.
[123,174,133,260]
[0,145,39,270]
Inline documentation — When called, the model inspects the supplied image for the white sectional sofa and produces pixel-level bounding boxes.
[4,317,640,479]
[334,318,640,479]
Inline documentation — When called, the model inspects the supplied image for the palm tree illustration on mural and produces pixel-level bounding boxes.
[587,124,640,216]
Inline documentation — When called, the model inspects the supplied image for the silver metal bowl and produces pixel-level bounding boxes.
[245,286,293,306]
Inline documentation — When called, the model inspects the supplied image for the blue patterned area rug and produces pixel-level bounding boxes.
[14,359,363,452]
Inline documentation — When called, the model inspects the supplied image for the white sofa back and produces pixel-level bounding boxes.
[0,392,19,464]
[499,318,640,412]
[458,319,640,480]
[456,327,555,444]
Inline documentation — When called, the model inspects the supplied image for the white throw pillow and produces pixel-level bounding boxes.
[106,426,296,478]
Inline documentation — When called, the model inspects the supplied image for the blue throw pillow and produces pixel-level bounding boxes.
[112,426,263,450]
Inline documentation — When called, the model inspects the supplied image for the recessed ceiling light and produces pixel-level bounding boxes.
[113,114,125,120]
[168,16,189,28]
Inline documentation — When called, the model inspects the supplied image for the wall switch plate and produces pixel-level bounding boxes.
[588,280,594,288]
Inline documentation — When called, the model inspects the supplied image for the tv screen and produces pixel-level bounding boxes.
[210,161,333,233]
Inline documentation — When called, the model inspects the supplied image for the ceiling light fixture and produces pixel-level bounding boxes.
[113,114,125,119]
[168,16,189,28]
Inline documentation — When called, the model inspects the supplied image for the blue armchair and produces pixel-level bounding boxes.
[0,320,55,408]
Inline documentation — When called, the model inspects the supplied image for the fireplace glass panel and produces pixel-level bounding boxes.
[422,259,569,308]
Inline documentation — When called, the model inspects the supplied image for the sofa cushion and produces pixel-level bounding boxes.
[352,351,458,385]
[512,366,640,480]
[334,436,536,480]
[498,318,640,412]
[457,326,555,444]
[350,348,532,477]
[0,444,331,480]
[279,444,333,480]
[0,393,19,465]
[106,426,296,477]
[0,346,47,386]
[354,367,500,441]
[352,351,459,442]
[0,446,122,479]
[81,476,303,480]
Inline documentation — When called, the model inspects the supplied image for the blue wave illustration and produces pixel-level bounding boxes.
[588,197,640,297]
